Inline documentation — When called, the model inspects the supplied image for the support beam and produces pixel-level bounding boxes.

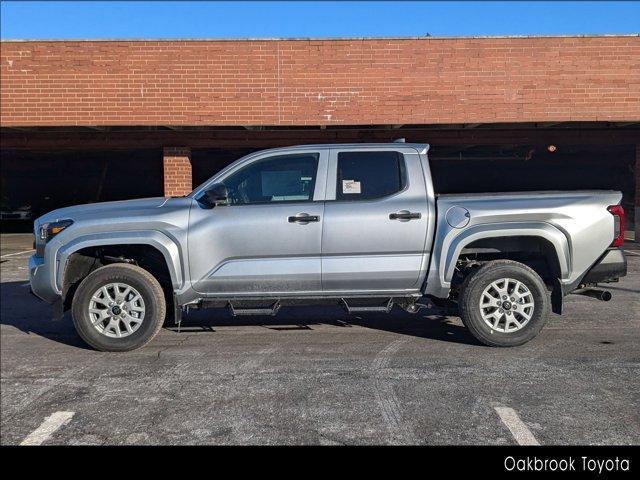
[2,126,640,150]
[163,147,192,197]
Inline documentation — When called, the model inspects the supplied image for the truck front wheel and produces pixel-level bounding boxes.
[458,260,550,347]
[71,263,166,351]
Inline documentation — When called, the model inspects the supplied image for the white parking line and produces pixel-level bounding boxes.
[494,406,540,446]
[19,411,75,446]
[623,250,640,257]
[1,249,34,259]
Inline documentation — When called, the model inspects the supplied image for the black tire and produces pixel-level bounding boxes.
[458,260,550,347]
[72,263,166,352]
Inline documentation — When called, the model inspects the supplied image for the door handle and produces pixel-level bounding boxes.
[288,213,320,223]
[389,211,421,220]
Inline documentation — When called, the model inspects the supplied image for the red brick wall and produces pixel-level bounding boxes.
[163,147,192,196]
[1,36,639,127]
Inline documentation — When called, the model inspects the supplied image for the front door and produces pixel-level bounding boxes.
[321,148,430,293]
[188,150,328,296]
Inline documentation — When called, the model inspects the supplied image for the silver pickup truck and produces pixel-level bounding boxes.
[29,143,627,351]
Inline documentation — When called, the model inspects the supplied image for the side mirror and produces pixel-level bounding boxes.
[201,183,229,208]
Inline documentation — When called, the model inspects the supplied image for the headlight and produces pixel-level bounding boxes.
[39,219,74,243]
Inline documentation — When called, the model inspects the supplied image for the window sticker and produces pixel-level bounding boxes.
[342,179,361,194]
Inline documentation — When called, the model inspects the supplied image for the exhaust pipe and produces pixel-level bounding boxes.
[576,288,612,302]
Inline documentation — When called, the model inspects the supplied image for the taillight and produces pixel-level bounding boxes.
[607,205,625,247]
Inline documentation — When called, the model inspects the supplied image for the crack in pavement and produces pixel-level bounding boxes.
[371,337,419,445]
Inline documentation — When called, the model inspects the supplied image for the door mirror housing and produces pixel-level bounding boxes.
[200,183,229,208]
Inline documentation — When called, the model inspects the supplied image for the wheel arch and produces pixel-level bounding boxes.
[443,222,570,284]
[425,221,571,302]
[56,231,184,309]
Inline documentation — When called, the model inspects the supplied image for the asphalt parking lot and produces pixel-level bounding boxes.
[1,233,639,445]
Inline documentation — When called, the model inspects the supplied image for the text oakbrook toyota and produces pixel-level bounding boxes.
[505,455,631,474]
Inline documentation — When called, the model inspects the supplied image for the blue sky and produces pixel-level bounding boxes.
[1,1,638,39]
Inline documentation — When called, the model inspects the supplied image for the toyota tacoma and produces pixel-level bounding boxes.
[29,143,627,351]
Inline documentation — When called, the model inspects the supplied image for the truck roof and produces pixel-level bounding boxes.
[253,143,430,155]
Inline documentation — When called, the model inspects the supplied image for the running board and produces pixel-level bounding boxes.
[341,298,394,314]
[227,300,281,316]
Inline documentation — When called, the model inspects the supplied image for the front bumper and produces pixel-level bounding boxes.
[581,248,627,285]
[28,254,60,304]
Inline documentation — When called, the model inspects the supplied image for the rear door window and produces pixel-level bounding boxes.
[336,151,406,201]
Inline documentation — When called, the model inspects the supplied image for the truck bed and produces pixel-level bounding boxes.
[425,189,622,297]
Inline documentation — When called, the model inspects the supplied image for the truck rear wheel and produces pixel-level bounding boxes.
[71,263,166,351]
[458,260,550,347]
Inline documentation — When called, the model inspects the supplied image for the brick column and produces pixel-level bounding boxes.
[635,144,640,243]
[163,147,192,196]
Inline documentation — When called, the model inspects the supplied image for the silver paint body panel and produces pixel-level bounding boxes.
[321,146,433,293]
[424,190,622,297]
[30,197,192,302]
[29,143,621,308]
[187,147,328,296]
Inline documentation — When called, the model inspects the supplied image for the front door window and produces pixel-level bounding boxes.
[223,153,319,205]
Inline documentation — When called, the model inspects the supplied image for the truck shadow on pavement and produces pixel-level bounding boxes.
[1,280,480,349]
[0,281,89,349]
[176,305,481,346]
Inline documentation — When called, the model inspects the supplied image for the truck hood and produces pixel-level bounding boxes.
[37,197,173,225]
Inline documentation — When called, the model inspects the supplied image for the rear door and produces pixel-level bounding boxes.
[321,147,430,293]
